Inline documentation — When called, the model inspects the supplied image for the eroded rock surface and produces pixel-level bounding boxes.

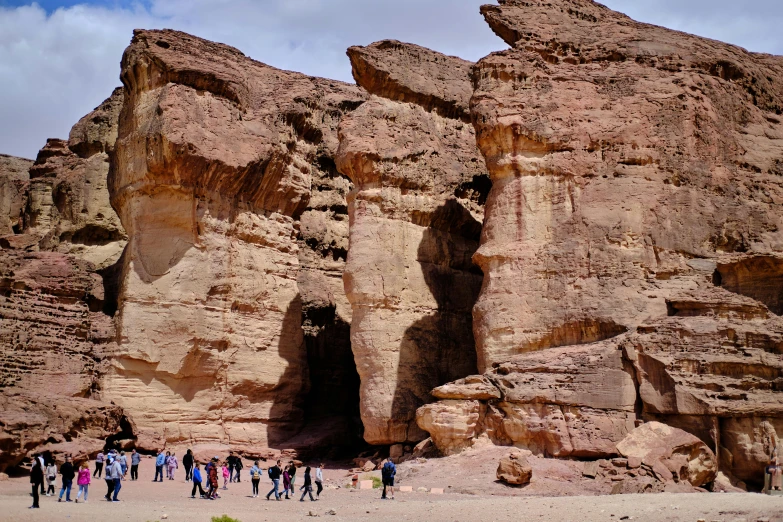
[107,29,366,447]
[0,154,32,237]
[337,41,489,444]
[23,89,127,269]
[418,0,783,487]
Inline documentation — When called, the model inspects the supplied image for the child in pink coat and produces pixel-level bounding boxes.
[75,461,91,503]
[222,464,230,489]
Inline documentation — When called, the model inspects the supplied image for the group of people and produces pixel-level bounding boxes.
[28,449,143,509]
[177,453,325,502]
[153,450,181,481]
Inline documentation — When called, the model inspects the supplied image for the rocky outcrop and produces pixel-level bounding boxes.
[496,450,533,485]
[337,41,489,444]
[0,250,115,395]
[0,249,131,470]
[106,29,367,447]
[472,0,783,371]
[616,422,717,487]
[0,391,129,472]
[417,0,783,488]
[0,154,32,237]
[23,89,126,269]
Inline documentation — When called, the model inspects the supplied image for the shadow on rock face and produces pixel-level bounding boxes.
[267,294,309,448]
[391,199,484,442]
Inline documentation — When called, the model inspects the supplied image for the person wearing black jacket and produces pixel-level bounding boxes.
[30,458,43,509]
[234,456,243,483]
[299,466,316,502]
[183,450,194,482]
[265,460,282,500]
[58,455,75,502]
[227,451,237,483]
[287,462,297,497]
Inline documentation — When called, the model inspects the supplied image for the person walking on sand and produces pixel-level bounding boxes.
[58,454,75,502]
[108,455,123,502]
[234,454,243,483]
[315,463,324,498]
[104,455,115,501]
[30,457,43,509]
[265,460,282,500]
[207,458,219,500]
[381,459,396,500]
[282,465,291,499]
[227,451,237,483]
[93,451,105,478]
[37,453,46,495]
[299,466,316,502]
[183,449,194,482]
[249,460,263,498]
[164,451,172,479]
[75,461,90,503]
[130,449,141,480]
[154,450,165,482]
[118,451,128,478]
[287,461,297,497]
[45,459,57,496]
[168,452,179,480]
[191,462,207,498]
[221,461,229,489]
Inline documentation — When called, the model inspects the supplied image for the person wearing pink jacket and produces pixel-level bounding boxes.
[75,461,91,503]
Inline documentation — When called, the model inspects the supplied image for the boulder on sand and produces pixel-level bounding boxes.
[496,450,532,486]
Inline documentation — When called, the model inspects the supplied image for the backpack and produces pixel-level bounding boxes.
[268,467,274,478]
[252,469,261,480]
[381,461,394,479]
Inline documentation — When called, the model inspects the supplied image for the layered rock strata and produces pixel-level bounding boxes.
[107,29,367,446]
[22,89,126,269]
[337,41,489,444]
[0,250,131,470]
[418,0,783,488]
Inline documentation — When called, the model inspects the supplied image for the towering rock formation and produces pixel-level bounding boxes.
[418,0,783,487]
[107,29,367,447]
[0,154,32,237]
[336,41,489,444]
[23,89,127,269]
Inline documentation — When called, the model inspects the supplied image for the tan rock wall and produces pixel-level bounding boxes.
[337,42,489,444]
[0,154,32,237]
[106,29,366,447]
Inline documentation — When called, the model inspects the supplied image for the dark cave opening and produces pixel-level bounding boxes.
[715,255,783,315]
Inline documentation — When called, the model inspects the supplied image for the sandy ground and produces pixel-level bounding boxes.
[3,456,783,522]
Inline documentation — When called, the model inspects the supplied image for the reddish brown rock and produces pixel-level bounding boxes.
[616,421,717,487]
[0,391,129,472]
[0,154,32,236]
[0,250,115,396]
[347,40,474,121]
[23,89,127,269]
[107,29,367,447]
[496,450,533,485]
[338,41,488,444]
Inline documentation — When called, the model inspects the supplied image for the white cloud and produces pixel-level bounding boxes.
[1,0,782,159]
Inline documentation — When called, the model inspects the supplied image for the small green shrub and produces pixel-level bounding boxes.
[211,516,241,522]
[372,476,382,489]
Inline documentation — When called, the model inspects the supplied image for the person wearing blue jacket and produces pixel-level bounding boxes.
[191,463,206,498]
[153,450,166,482]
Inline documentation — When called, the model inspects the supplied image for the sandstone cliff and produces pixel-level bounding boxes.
[418,0,783,489]
[23,89,127,269]
[0,154,32,237]
[337,41,489,444]
[107,29,367,447]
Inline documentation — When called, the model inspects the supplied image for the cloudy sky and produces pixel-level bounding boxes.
[1,0,782,159]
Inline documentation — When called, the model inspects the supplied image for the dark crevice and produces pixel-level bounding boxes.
[715,256,783,315]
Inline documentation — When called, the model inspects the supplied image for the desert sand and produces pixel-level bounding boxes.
[3,457,782,522]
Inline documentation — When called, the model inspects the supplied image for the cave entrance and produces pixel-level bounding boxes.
[301,303,364,456]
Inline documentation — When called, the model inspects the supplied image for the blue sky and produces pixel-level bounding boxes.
[1,0,782,159]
